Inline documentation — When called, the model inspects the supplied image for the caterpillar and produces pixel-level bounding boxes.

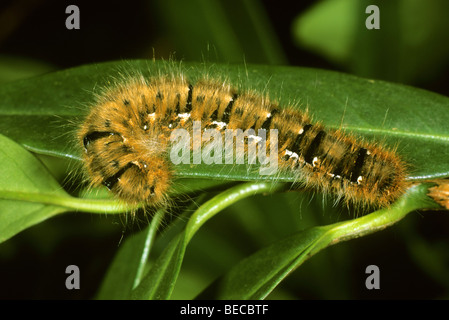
[78,72,407,210]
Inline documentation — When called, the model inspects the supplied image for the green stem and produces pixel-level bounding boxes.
[184,181,286,244]
[131,181,287,300]
[0,190,140,214]
[297,183,440,274]
[329,183,438,243]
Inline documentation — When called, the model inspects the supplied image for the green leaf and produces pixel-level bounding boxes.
[96,209,165,299]
[292,0,358,64]
[0,59,448,184]
[0,55,55,84]
[0,135,69,242]
[0,60,447,246]
[197,183,439,299]
[0,134,139,243]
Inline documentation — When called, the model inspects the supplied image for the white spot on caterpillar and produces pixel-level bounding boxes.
[298,128,304,135]
[357,175,363,185]
[211,121,227,129]
[178,113,190,119]
[285,149,299,159]
[248,134,262,143]
[312,157,319,167]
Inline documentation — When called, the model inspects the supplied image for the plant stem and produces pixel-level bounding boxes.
[0,190,139,213]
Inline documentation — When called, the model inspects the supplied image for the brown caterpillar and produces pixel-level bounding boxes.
[78,73,407,209]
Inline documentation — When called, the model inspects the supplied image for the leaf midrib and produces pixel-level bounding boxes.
[340,125,449,143]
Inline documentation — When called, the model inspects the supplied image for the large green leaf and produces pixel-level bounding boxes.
[0,59,447,249]
[0,60,448,185]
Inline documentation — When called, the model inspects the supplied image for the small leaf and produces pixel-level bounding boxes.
[96,209,165,299]
[0,135,69,242]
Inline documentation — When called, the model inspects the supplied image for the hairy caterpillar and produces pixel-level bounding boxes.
[78,71,407,210]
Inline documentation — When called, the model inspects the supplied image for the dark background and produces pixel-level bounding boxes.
[0,0,448,300]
